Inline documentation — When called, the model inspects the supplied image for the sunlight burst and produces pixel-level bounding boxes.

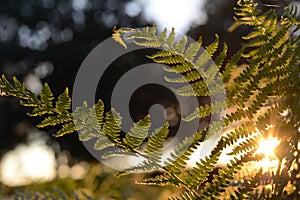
[257,137,280,158]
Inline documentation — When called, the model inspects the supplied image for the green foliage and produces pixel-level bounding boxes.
[1,189,92,200]
[123,115,151,149]
[1,0,300,199]
[0,163,170,200]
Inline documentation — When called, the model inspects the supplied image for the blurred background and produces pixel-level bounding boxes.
[0,0,296,198]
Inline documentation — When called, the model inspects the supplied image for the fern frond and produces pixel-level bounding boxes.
[185,152,221,190]
[0,0,299,198]
[230,168,263,200]
[134,173,177,186]
[164,135,200,175]
[183,99,227,122]
[116,160,160,177]
[56,122,76,137]
[205,34,220,57]
[170,190,198,200]
[163,62,194,73]
[112,27,135,49]
[55,88,71,114]
[123,115,151,149]
[93,134,114,150]
[153,55,186,65]
[223,122,256,146]
[171,80,209,96]
[37,114,72,129]
[215,43,228,68]
[29,83,54,116]
[102,109,122,142]
[165,70,201,83]
[144,122,170,162]
[184,42,201,61]
[101,149,137,159]
[200,151,254,199]
[228,136,259,156]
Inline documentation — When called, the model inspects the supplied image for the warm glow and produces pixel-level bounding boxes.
[254,137,281,172]
[257,137,280,158]
[0,131,57,187]
[135,0,208,34]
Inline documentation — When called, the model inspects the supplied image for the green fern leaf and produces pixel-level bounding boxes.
[205,34,219,57]
[55,88,71,114]
[123,115,151,149]
[102,109,122,141]
[116,160,159,177]
[94,134,114,150]
[37,114,71,128]
[163,62,194,73]
[101,149,137,159]
[144,122,169,162]
[94,99,105,126]
[173,36,187,54]
[166,27,175,46]
[135,173,176,186]
[30,83,54,116]
[184,42,200,61]
[55,122,76,137]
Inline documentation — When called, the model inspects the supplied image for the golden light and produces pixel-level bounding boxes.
[254,137,281,173]
[0,130,57,187]
[257,137,280,158]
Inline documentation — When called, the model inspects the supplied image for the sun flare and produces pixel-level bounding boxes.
[250,137,281,173]
[257,137,280,158]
